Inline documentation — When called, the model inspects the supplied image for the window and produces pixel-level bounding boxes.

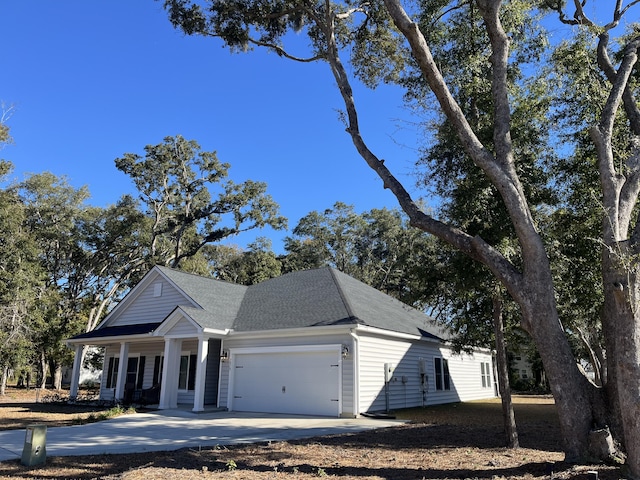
[178,353,197,391]
[105,356,145,390]
[125,356,145,389]
[481,362,491,388]
[152,356,164,386]
[106,357,119,389]
[434,357,450,391]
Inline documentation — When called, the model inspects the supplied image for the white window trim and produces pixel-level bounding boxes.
[434,357,450,391]
[178,351,192,392]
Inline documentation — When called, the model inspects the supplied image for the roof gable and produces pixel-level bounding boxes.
[83,266,444,342]
[100,267,197,329]
[156,266,246,328]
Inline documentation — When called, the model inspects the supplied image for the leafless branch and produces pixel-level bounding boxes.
[248,38,324,62]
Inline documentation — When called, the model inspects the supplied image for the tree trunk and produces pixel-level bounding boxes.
[0,365,7,396]
[602,244,640,473]
[331,0,613,465]
[518,279,597,463]
[38,351,47,389]
[53,363,63,391]
[492,295,519,448]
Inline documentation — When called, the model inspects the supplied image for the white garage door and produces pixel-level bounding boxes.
[231,348,340,416]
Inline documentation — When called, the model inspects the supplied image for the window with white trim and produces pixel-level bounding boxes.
[125,356,145,389]
[481,362,491,388]
[178,353,197,391]
[106,357,119,389]
[434,357,450,391]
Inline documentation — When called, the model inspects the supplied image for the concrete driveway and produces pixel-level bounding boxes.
[0,409,405,462]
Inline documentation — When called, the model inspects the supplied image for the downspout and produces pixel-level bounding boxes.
[349,329,360,418]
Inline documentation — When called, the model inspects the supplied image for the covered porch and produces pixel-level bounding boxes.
[67,307,230,413]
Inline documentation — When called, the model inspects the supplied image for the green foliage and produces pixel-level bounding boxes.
[0,164,45,386]
[283,202,439,309]
[0,104,14,149]
[208,238,282,285]
[115,135,287,269]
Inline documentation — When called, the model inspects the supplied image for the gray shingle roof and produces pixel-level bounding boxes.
[78,266,446,342]
[161,266,445,340]
[157,266,246,330]
[329,268,447,339]
[233,267,358,331]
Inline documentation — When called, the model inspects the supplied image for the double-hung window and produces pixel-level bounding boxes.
[434,357,450,391]
[481,362,491,388]
[178,353,197,391]
[106,357,119,389]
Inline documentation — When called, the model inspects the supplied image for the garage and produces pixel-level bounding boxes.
[229,346,341,416]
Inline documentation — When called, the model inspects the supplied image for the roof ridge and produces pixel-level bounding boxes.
[327,267,358,322]
[155,265,236,285]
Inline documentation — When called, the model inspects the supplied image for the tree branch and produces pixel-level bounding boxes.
[594,34,640,239]
[247,38,325,62]
[321,0,526,301]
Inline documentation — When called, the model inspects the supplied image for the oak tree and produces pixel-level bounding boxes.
[115,135,287,268]
[161,0,640,474]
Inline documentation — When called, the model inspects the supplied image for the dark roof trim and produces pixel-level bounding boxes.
[70,323,162,341]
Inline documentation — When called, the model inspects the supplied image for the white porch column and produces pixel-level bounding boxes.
[69,344,83,399]
[192,337,209,412]
[159,338,181,409]
[114,342,129,401]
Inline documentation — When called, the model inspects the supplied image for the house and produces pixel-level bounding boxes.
[67,266,496,416]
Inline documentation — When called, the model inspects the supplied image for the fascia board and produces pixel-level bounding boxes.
[227,324,353,339]
[350,324,440,342]
[66,333,157,347]
[203,328,231,336]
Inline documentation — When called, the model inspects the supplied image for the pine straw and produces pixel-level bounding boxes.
[0,388,622,479]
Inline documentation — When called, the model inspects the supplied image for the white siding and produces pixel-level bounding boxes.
[165,317,200,336]
[108,277,193,327]
[358,332,495,413]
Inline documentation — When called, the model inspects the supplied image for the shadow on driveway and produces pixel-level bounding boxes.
[0,409,405,462]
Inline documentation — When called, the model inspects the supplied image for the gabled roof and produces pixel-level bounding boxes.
[75,266,446,342]
[157,267,246,329]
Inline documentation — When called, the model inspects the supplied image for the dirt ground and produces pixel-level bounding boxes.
[0,387,623,480]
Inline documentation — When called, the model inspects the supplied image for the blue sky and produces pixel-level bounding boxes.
[2,1,422,252]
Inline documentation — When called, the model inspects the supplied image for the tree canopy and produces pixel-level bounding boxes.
[115,135,287,268]
[160,0,640,474]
